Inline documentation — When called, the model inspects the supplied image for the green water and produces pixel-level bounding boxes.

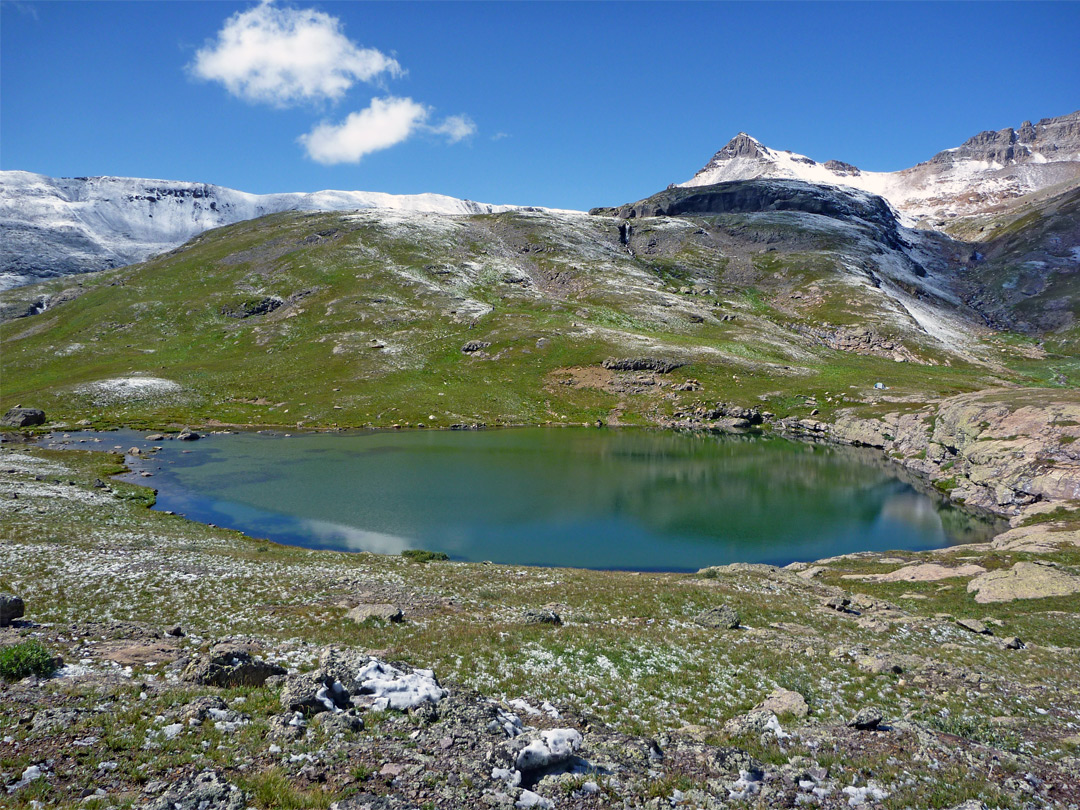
[96,427,1000,570]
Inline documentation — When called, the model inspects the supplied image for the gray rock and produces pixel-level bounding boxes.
[956,618,992,635]
[311,710,364,734]
[998,636,1025,650]
[280,671,350,715]
[722,709,778,736]
[180,643,285,687]
[822,595,855,613]
[754,688,808,718]
[695,605,740,630]
[141,769,247,810]
[0,593,25,626]
[602,357,684,374]
[857,656,903,675]
[523,608,562,626]
[847,707,883,730]
[1,408,45,428]
[177,428,200,441]
[347,604,404,624]
[461,340,491,353]
[178,696,228,724]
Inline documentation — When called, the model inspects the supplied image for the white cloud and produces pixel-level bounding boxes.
[429,114,477,143]
[300,96,428,164]
[191,1,400,106]
[300,98,478,164]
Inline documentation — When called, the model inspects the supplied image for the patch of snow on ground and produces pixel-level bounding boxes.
[356,659,446,711]
[73,376,182,404]
[515,729,583,771]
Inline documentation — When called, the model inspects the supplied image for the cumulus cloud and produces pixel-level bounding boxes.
[190,1,400,106]
[300,98,476,164]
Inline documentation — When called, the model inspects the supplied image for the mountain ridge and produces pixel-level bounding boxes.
[0,171,534,290]
[681,110,1080,223]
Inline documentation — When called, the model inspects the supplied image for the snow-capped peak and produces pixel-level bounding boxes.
[680,111,1080,222]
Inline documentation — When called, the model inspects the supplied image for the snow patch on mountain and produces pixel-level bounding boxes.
[0,171,543,290]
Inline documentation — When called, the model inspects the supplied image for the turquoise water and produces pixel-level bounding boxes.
[74,428,1001,571]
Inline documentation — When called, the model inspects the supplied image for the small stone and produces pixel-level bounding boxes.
[956,618,992,635]
[523,608,562,626]
[848,707,883,730]
[0,593,25,626]
[822,595,854,612]
[695,605,740,629]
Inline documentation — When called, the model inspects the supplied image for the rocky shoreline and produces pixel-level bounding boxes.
[660,387,1080,525]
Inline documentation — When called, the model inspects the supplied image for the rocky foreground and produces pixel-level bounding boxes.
[1,427,1079,809]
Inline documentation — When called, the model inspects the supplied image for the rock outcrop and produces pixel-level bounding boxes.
[828,389,1080,515]
[967,561,1080,604]
[1,408,46,428]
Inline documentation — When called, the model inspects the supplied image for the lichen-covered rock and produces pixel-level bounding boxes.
[141,769,246,810]
[695,605,740,629]
[967,561,1080,603]
[848,707,883,730]
[0,593,25,626]
[754,688,809,717]
[280,670,351,715]
[181,642,285,687]
[522,608,562,626]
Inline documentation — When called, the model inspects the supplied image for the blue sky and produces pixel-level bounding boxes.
[3,1,1078,210]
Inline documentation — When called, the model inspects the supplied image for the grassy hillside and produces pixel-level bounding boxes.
[1,204,1075,431]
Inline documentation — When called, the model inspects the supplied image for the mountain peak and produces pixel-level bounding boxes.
[716,132,768,160]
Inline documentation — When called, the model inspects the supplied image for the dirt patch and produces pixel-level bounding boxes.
[545,366,616,391]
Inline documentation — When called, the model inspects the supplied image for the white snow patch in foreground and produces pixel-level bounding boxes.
[356,659,446,711]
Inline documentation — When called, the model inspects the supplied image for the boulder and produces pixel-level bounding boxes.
[181,643,285,687]
[695,605,740,629]
[753,688,808,718]
[280,671,351,715]
[1,408,45,428]
[346,604,403,624]
[177,428,200,441]
[967,561,1080,603]
[0,593,25,626]
[461,340,491,353]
